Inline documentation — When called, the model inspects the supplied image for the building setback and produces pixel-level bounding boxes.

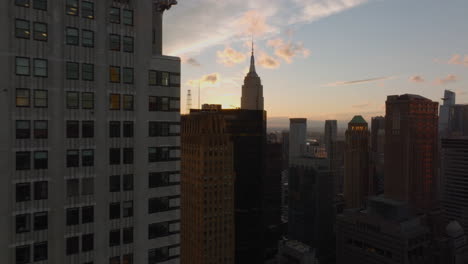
[0,1,181,263]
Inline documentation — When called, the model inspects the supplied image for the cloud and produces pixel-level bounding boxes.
[448,54,468,66]
[235,10,276,37]
[217,47,247,66]
[290,0,370,24]
[258,52,281,69]
[182,57,201,67]
[410,76,425,83]
[435,74,458,85]
[267,38,310,63]
[187,73,221,87]
[324,76,396,87]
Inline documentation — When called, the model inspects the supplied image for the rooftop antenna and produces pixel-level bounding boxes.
[186,89,192,114]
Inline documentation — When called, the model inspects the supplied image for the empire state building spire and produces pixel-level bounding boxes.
[241,40,264,110]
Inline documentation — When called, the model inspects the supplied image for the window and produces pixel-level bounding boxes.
[149,96,157,111]
[16,120,31,139]
[109,34,121,51]
[109,175,120,192]
[34,120,48,139]
[123,121,133,138]
[148,222,169,239]
[16,214,31,233]
[148,147,170,162]
[123,254,133,264]
[109,203,120,219]
[148,247,169,263]
[123,95,133,110]
[16,57,30,75]
[82,149,94,167]
[16,245,30,264]
[148,70,157,86]
[109,148,120,165]
[109,256,120,264]
[66,208,79,226]
[15,19,30,39]
[66,121,79,138]
[123,68,134,84]
[16,183,31,202]
[82,1,94,19]
[66,0,79,16]
[109,94,121,109]
[82,63,94,80]
[109,229,120,247]
[123,148,133,164]
[66,27,79,45]
[148,197,169,214]
[161,72,169,86]
[123,9,133,25]
[123,201,133,217]
[123,36,133,53]
[16,89,30,107]
[33,22,47,41]
[82,206,94,223]
[149,172,170,188]
[170,73,180,86]
[67,150,79,167]
[82,30,94,47]
[66,236,79,255]
[16,152,31,170]
[66,62,79,80]
[109,66,121,83]
[82,234,94,252]
[82,92,94,109]
[33,0,47,10]
[81,177,94,195]
[33,212,48,230]
[66,179,79,197]
[33,242,48,261]
[33,59,47,77]
[66,92,79,109]
[34,181,48,200]
[15,0,30,7]
[109,121,120,137]
[34,151,47,169]
[149,122,170,137]
[123,174,133,191]
[123,227,133,244]
[34,90,48,107]
[82,121,94,138]
[109,7,120,23]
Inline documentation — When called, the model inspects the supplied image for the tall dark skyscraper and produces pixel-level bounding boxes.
[324,120,338,156]
[385,94,439,212]
[370,116,385,194]
[344,116,371,209]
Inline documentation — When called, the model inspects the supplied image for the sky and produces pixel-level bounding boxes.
[163,0,468,128]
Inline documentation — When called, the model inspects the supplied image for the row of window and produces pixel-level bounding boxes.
[66,206,94,225]
[16,181,48,202]
[66,62,94,80]
[109,201,133,219]
[109,228,133,246]
[15,212,48,233]
[149,172,178,189]
[109,66,134,83]
[15,0,46,10]
[109,254,134,264]
[65,0,94,18]
[66,178,94,197]
[16,120,47,139]
[15,242,47,264]
[109,148,134,165]
[109,94,134,110]
[65,27,94,47]
[16,89,47,108]
[16,151,48,170]
[66,121,94,138]
[149,122,179,137]
[66,234,94,255]
[148,147,178,163]
[67,92,94,109]
[109,34,134,52]
[15,57,47,77]
[15,19,47,41]
[66,149,95,167]
[109,174,134,192]
[109,121,134,138]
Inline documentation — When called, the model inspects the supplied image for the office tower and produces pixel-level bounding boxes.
[324,120,338,157]
[281,130,290,170]
[289,118,307,162]
[278,240,319,264]
[0,1,181,263]
[385,94,439,212]
[447,105,468,137]
[241,44,264,110]
[331,140,345,195]
[343,116,371,209]
[441,138,468,232]
[370,116,385,194]
[181,111,235,264]
[440,90,456,137]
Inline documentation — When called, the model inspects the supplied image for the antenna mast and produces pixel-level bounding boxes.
[186,89,192,114]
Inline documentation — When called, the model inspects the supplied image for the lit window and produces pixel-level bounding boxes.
[109,7,120,24]
[123,67,134,84]
[16,89,30,107]
[66,27,79,45]
[33,90,48,108]
[123,95,133,110]
[161,72,169,86]
[15,0,30,7]
[82,63,94,80]
[16,120,31,139]
[34,120,48,139]
[123,36,134,53]
[109,94,120,110]
[82,149,94,167]
[66,0,79,16]
[34,151,48,169]
[33,59,48,77]
[66,92,79,109]
[15,19,30,39]
[33,22,48,41]
[82,1,94,19]
[148,70,157,85]
[33,0,47,10]
[123,9,133,25]
[16,57,30,76]
[66,62,79,80]
[109,66,120,83]
[82,92,94,109]
[109,34,121,51]
[82,30,94,47]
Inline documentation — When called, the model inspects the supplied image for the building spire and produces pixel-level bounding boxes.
[249,36,257,74]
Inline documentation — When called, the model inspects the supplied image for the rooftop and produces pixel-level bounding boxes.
[349,115,367,124]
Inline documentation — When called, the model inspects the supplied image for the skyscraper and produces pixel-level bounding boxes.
[385,94,439,212]
[0,1,181,263]
[289,118,307,163]
[370,116,385,194]
[344,116,371,209]
[440,90,456,138]
[241,44,264,111]
[324,120,338,157]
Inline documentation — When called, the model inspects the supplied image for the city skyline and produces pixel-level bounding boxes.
[165,0,468,123]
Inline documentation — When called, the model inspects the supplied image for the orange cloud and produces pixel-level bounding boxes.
[187,73,221,87]
[267,38,310,63]
[258,52,280,69]
[410,76,424,83]
[435,74,458,85]
[217,47,247,66]
[235,10,275,37]
[448,54,468,66]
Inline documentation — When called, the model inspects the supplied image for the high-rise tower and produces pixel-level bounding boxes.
[241,43,264,110]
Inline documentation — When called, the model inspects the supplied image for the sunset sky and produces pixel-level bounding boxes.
[164,0,468,127]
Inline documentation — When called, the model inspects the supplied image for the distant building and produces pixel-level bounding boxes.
[370,116,385,194]
[439,90,468,138]
[282,131,290,170]
[289,118,307,163]
[440,90,456,137]
[385,94,439,212]
[324,120,338,157]
[278,240,320,264]
[344,116,371,209]
[331,140,346,195]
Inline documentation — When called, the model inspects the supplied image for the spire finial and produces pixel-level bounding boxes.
[251,35,254,56]
[249,35,257,74]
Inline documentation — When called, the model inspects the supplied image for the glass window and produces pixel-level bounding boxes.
[66,0,79,16]
[66,179,79,197]
[16,57,30,76]
[16,183,31,202]
[109,121,120,138]
[15,19,30,39]
[109,94,120,110]
[33,151,48,169]
[82,92,94,109]
[161,72,169,86]
[82,121,94,138]
[15,0,30,7]
[66,27,79,45]
[123,95,133,110]
[16,152,31,170]
[82,30,94,47]
[82,206,94,223]
[109,203,120,219]
[149,122,170,137]
[16,245,31,264]
[66,121,79,138]
[122,201,133,217]
[16,120,31,139]
[33,0,47,10]
[123,174,133,191]
[66,150,79,167]
[109,229,120,246]
[33,59,48,77]
[34,90,48,107]
[123,148,133,164]
[123,9,133,25]
[109,148,120,165]
[33,212,48,230]
[82,149,94,167]
[109,7,120,23]
[34,181,48,200]
[109,256,120,264]
[123,68,134,84]
[148,70,157,86]
[123,227,133,244]
[109,175,120,192]
[66,208,79,226]
[16,89,30,107]
[34,120,48,139]
[82,1,94,19]
[66,62,79,80]
[16,214,31,233]
[123,254,133,264]
[66,92,79,109]
[149,172,170,188]
[149,96,157,111]
[81,177,94,195]
[148,247,169,263]
[66,236,79,255]
[33,22,47,41]
[148,197,169,214]
[148,222,169,239]
[82,234,94,252]
[148,147,157,162]
[170,73,180,86]
[109,66,120,83]
[123,36,133,53]
[82,63,94,80]
[123,121,133,138]
[109,34,121,51]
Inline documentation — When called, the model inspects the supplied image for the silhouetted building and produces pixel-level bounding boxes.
[289,118,307,163]
[440,90,456,138]
[324,120,338,157]
[371,116,385,194]
[331,140,345,195]
[241,44,264,110]
[385,94,439,212]
[439,90,468,138]
[344,116,371,209]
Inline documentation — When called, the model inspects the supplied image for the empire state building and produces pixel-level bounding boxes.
[241,45,264,110]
